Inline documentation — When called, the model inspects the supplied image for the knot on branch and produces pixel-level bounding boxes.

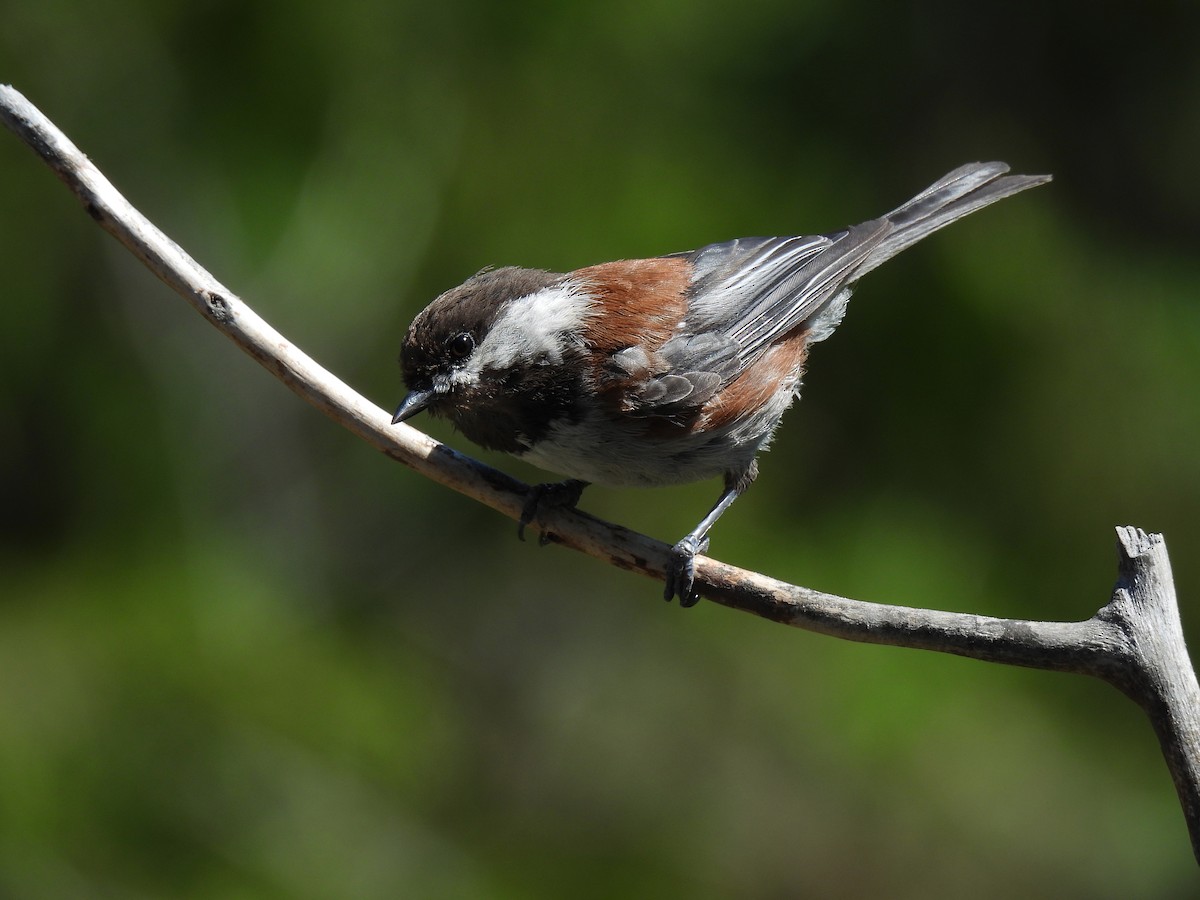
[202,290,232,323]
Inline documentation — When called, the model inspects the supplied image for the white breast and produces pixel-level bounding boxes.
[515,400,791,489]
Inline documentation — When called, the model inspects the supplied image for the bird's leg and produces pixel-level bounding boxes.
[666,464,756,607]
[518,479,589,545]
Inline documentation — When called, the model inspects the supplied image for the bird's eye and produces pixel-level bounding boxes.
[448,331,475,359]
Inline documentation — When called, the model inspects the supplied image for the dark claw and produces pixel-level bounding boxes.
[665,535,710,607]
[517,479,587,543]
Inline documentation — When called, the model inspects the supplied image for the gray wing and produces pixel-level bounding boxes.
[614,161,1050,418]
[610,223,890,418]
[672,220,891,368]
[665,161,1049,369]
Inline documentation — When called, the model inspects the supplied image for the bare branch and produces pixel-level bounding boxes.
[3,85,1198,862]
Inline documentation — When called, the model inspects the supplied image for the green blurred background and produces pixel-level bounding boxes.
[3,0,1199,896]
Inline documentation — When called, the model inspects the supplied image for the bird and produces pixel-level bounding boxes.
[392,162,1050,606]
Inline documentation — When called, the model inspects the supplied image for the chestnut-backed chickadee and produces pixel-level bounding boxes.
[393,162,1049,606]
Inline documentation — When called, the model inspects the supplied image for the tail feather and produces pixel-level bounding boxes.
[854,162,1051,279]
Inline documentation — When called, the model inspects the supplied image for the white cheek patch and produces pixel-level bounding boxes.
[468,282,594,375]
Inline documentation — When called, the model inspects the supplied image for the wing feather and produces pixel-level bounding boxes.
[610,162,1049,421]
[673,219,890,370]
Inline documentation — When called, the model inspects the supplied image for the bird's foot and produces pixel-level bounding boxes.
[664,534,710,607]
[517,479,588,545]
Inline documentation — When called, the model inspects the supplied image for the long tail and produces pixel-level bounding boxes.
[855,162,1051,280]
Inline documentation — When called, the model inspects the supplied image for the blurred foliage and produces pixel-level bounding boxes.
[3,0,1200,896]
